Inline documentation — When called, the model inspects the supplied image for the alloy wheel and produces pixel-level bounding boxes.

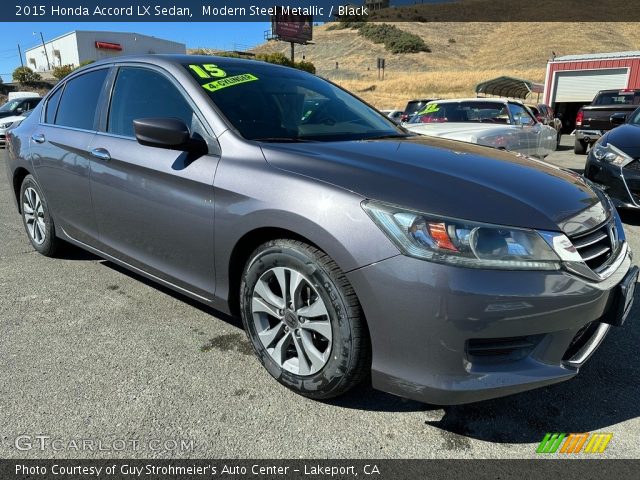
[251,266,333,376]
[23,187,46,245]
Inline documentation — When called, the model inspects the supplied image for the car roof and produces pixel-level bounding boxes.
[83,53,297,73]
[426,98,514,104]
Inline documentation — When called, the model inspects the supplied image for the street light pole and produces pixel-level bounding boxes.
[34,32,51,70]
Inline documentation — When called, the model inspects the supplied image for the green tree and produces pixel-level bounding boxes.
[12,66,41,84]
[52,64,74,80]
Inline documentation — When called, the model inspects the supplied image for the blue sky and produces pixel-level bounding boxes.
[0,22,270,82]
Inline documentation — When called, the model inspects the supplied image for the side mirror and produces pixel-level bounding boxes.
[610,113,627,126]
[15,107,23,114]
[133,118,206,154]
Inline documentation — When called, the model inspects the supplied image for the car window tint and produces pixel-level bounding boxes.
[55,69,109,130]
[108,67,194,138]
[45,89,63,124]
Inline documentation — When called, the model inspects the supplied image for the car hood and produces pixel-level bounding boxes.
[0,114,26,124]
[261,135,600,232]
[603,124,640,159]
[404,122,509,140]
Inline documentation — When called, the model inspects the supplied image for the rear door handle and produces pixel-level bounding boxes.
[31,133,45,144]
[90,148,111,161]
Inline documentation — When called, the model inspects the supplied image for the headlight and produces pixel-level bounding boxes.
[0,122,13,129]
[363,201,562,270]
[592,142,633,167]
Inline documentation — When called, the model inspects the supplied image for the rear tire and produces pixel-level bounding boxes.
[19,175,59,257]
[240,239,370,400]
[574,138,587,155]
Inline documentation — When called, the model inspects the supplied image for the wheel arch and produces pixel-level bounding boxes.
[227,227,323,317]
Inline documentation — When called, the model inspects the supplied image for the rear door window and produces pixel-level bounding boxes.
[55,68,109,130]
[45,88,63,124]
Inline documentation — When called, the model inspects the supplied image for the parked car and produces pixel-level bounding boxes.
[574,89,640,154]
[5,55,637,405]
[0,96,40,120]
[584,106,640,208]
[381,109,403,122]
[400,98,437,122]
[527,103,562,146]
[404,98,558,158]
[0,110,31,147]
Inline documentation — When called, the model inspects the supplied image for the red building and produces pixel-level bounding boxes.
[543,50,640,130]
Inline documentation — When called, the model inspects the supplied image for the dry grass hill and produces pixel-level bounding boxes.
[252,22,640,109]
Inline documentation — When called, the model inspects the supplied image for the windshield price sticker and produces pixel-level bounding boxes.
[202,74,259,92]
[188,64,259,92]
[419,103,440,114]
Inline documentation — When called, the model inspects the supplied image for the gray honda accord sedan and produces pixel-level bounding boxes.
[5,55,638,405]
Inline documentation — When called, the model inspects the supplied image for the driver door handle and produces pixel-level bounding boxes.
[31,133,45,144]
[90,148,111,161]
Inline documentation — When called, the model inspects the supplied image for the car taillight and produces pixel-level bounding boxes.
[575,110,583,127]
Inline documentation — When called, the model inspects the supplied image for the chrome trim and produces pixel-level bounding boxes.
[572,231,608,249]
[594,241,628,280]
[564,323,610,366]
[580,245,611,262]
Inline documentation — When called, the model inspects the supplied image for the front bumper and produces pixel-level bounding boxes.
[584,152,640,209]
[576,129,604,144]
[347,247,633,405]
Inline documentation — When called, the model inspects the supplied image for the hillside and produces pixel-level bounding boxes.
[252,22,640,109]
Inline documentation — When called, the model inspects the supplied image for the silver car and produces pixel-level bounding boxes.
[404,98,558,158]
[4,55,637,405]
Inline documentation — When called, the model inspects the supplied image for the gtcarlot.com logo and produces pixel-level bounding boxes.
[536,432,613,454]
[14,435,195,452]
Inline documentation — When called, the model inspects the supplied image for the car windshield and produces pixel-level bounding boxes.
[184,60,403,142]
[0,100,20,113]
[629,108,640,126]
[593,91,640,106]
[408,101,511,124]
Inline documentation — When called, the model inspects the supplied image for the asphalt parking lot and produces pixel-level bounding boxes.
[1,135,639,459]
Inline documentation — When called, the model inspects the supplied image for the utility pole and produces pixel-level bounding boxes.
[34,32,50,70]
[290,41,294,63]
[17,44,23,67]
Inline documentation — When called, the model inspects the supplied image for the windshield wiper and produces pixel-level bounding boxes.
[365,133,415,140]
[254,137,316,143]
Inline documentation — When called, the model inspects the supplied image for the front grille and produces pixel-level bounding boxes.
[624,159,640,172]
[569,222,614,271]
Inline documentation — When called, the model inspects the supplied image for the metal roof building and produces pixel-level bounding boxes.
[544,50,640,106]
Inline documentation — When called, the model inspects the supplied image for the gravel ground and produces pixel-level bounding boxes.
[1,135,639,459]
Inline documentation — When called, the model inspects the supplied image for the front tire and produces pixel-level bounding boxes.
[240,239,370,399]
[20,174,59,257]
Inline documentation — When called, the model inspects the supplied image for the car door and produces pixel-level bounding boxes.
[508,102,539,156]
[28,68,110,245]
[88,65,219,299]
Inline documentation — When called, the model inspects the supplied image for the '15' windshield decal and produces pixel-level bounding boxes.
[188,64,259,92]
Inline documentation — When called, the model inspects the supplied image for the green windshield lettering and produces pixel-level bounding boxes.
[202,74,259,92]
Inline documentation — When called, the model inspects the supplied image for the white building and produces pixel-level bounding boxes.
[24,30,186,72]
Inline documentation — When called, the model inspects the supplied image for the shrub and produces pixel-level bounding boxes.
[77,59,95,68]
[52,64,74,80]
[295,60,316,74]
[13,66,42,84]
[357,23,430,54]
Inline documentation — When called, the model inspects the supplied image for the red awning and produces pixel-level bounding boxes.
[95,41,122,51]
